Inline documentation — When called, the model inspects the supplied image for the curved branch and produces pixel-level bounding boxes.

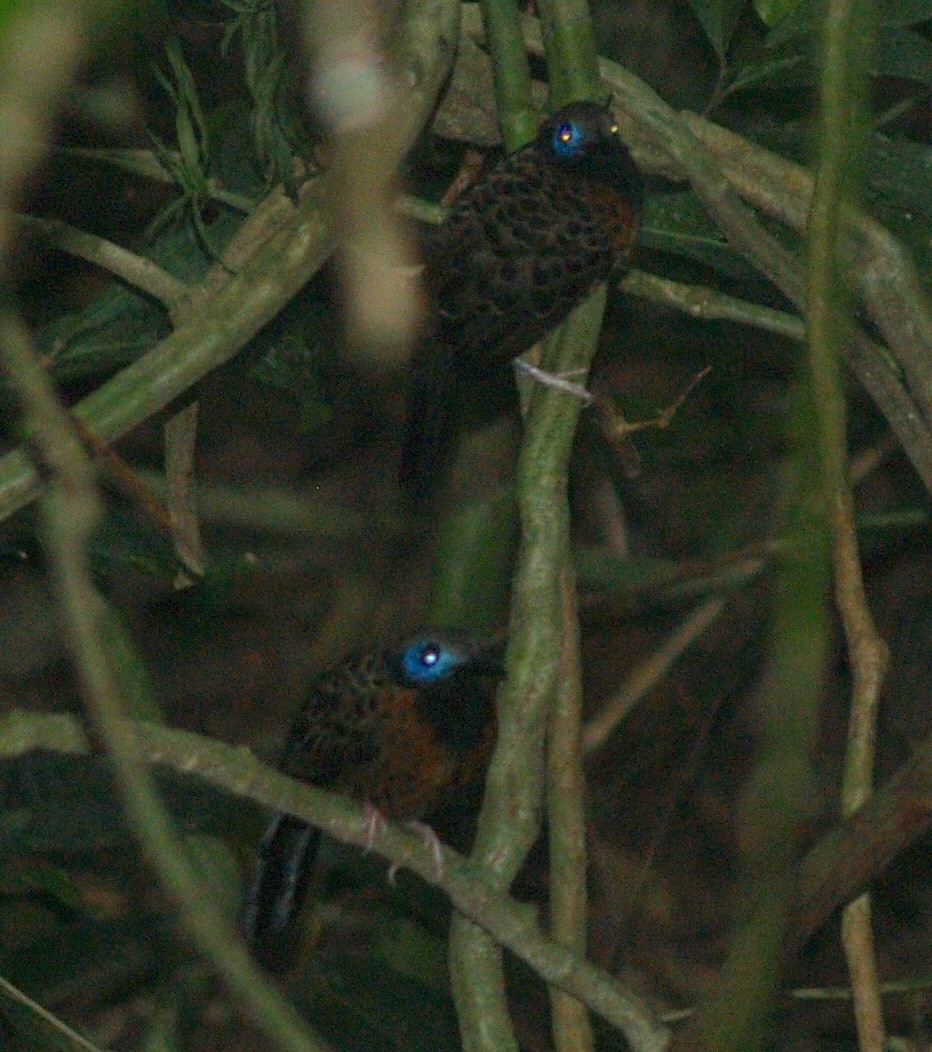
[0,710,668,1050]
[457,4,932,497]
[3,713,930,1047]
[0,0,460,527]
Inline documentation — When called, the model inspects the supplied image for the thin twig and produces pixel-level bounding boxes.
[70,416,175,536]
[164,402,205,583]
[0,974,105,1052]
[620,269,805,343]
[0,708,670,1051]
[16,214,186,308]
[447,4,548,1050]
[3,710,930,1049]
[807,0,889,1045]
[582,596,726,754]
[0,309,327,1052]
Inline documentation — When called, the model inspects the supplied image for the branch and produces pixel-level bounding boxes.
[789,734,932,956]
[15,214,187,308]
[0,309,327,1052]
[447,2,538,1046]
[3,713,929,1046]
[620,269,805,343]
[458,5,932,496]
[0,0,462,527]
[0,710,668,1050]
[806,1,889,1044]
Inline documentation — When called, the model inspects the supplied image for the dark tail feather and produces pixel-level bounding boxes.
[399,348,457,505]
[241,813,320,961]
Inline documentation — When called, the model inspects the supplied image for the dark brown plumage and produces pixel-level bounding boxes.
[242,632,502,959]
[400,100,643,498]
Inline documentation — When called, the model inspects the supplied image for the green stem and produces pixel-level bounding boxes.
[536,0,601,106]
[808,0,888,1047]
[0,309,328,1052]
[477,0,537,150]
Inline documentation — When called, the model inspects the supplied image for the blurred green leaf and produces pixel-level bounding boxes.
[761,0,926,46]
[89,508,177,584]
[725,51,807,94]
[879,0,932,25]
[0,753,250,854]
[863,137,931,287]
[687,0,751,55]
[249,308,336,434]
[575,551,685,593]
[753,0,806,27]
[183,833,242,926]
[294,947,460,1052]
[0,861,82,911]
[642,191,762,280]
[2,911,172,1010]
[764,0,820,46]
[873,26,932,84]
[372,915,447,987]
[727,19,931,105]
[100,601,166,723]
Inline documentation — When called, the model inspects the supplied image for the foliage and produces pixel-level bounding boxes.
[0,0,928,1049]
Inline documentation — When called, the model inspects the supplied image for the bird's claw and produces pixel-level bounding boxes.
[386,821,445,885]
[362,802,387,853]
[513,359,594,403]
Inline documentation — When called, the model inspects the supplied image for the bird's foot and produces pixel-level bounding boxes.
[410,821,445,879]
[386,821,445,885]
[513,359,593,403]
[362,802,388,853]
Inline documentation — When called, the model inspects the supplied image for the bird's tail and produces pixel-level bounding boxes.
[399,346,458,505]
[241,812,320,962]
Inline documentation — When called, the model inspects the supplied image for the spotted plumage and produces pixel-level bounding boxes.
[242,631,502,959]
[400,100,643,498]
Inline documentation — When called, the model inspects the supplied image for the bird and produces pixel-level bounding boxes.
[242,630,503,961]
[400,99,643,500]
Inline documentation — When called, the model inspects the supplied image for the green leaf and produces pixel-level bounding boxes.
[765,0,820,47]
[687,0,751,54]
[873,27,932,84]
[0,861,83,910]
[753,0,806,27]
[641,191,761,281]
[879,0,932,27]
[724,51,807,94]
[38,208,243,384]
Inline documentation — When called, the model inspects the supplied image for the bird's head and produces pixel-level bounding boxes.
[390,631,505,688]
[539,100,641,202]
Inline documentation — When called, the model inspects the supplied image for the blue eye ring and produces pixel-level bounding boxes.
[553,120,583,157]
[402,639,456,684]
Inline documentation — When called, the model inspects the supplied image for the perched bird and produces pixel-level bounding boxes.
[400,100,643,498]
[242,631,503,960]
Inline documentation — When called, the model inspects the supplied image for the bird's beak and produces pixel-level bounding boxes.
[471,638,506,677]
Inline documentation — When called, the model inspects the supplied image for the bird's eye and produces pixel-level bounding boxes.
[401,639,456,683]
[553,121,583,157]
[420,644,441,669]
